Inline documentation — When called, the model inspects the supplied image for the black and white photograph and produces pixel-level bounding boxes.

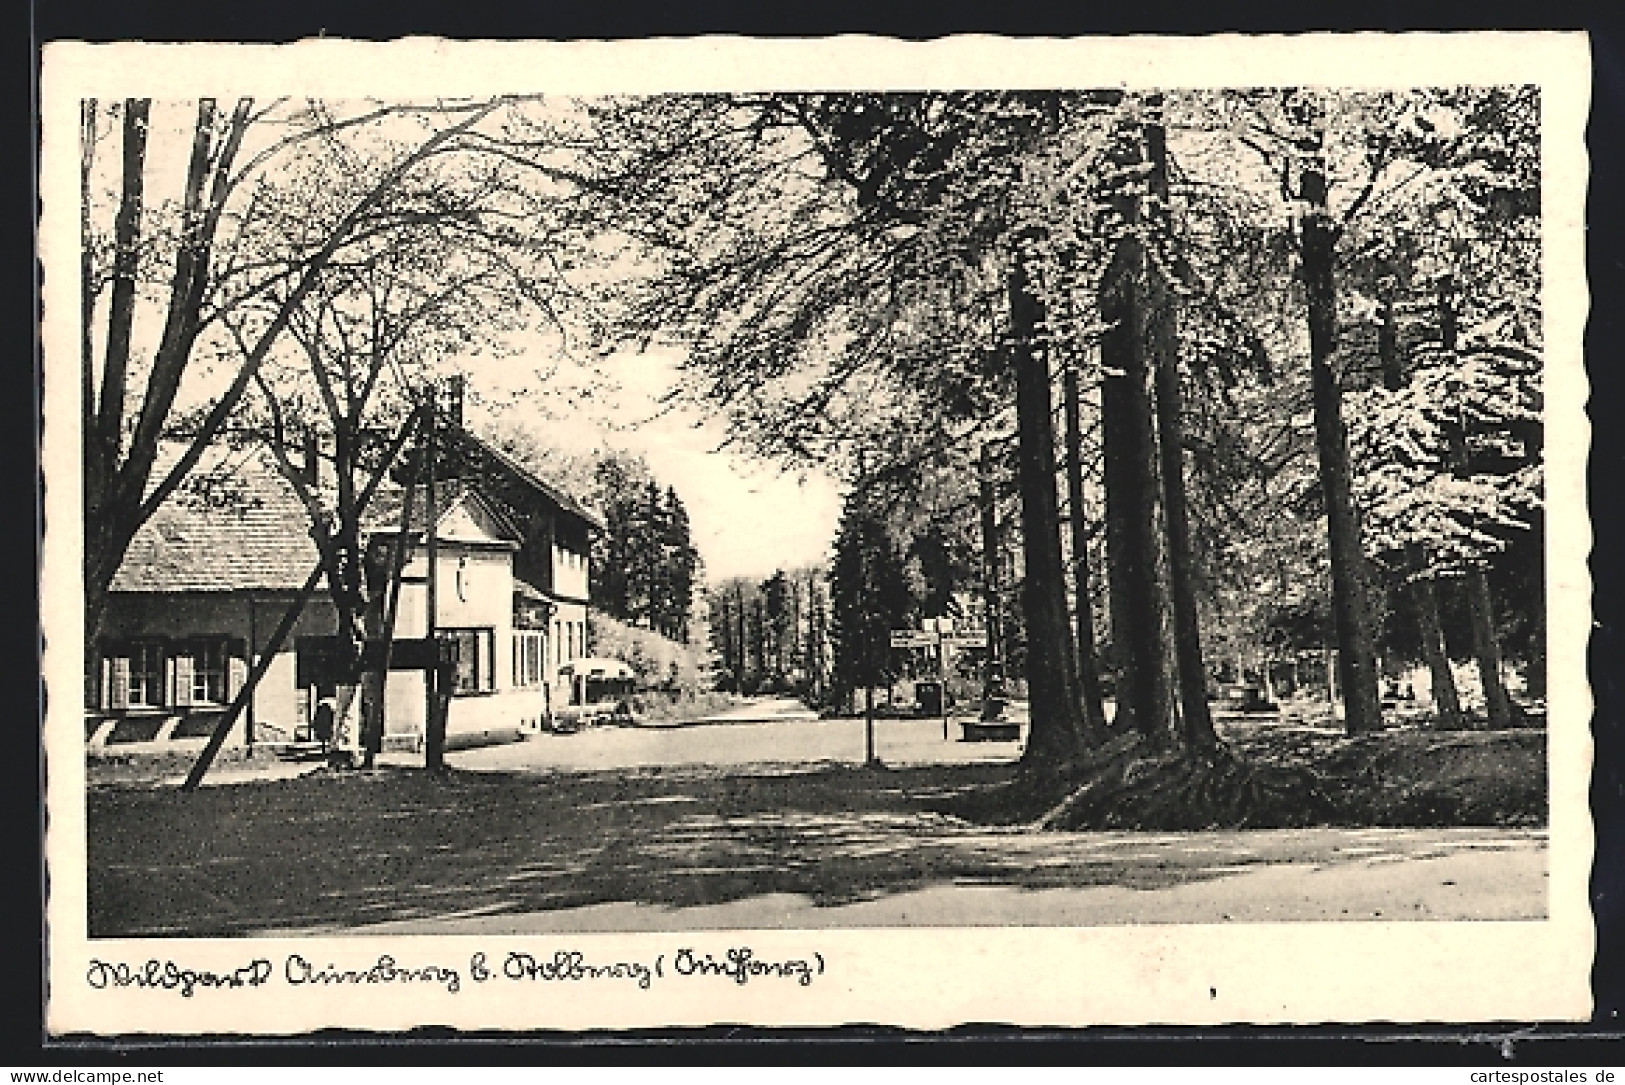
[40,34,1593,1032]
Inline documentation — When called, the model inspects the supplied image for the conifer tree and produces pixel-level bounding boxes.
[829,490,913,712]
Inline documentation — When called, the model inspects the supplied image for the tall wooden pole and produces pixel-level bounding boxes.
[364,404,426,767]
[858,450,877,766]
[423,389,444,770]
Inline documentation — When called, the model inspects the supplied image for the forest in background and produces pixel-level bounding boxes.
[480,424,707,685]
[582,87,1542,821]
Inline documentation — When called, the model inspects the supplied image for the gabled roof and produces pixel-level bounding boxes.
[361,479,524,545]
[513,577,551,603]
[110,429,599,595]
[109,443,322,594]
[451,429,606,533]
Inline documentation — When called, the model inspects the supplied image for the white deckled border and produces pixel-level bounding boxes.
[39,31,1595,1033]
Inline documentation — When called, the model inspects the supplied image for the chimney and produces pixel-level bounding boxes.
[440,375,466,433]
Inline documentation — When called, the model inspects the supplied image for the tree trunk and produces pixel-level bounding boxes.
[1062,367,1109,736]
[80,101,100,553]
[805,574,820,701]
[1098,134,1175,749]
[1379,286,1404,392]
[647,485,662,633]
[362,414,425,765]
[789,577,802,686]
[1464,569,1521,728]
[1145,110,1219,754]
[1412,572,1464,729]
[1010,227,1097,765]
[96,101,254,636]
[1438,276,1523,730]
[94,100,150,495]
[753,596,768,688]
[1525,614,1547,702]
[735,583,748,691]
[1295,102,1384,735]
[978,444,1008,720]
[83,99,153,643]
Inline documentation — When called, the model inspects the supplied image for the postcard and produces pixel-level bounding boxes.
[40,32,1593,1034]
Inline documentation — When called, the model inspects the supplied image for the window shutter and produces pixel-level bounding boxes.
[173,653,195,708]
[108,656,130,711]
[227,650,248,701]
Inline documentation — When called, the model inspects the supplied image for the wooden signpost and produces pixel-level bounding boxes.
[890,617,1019,745]
[890,623,976,740]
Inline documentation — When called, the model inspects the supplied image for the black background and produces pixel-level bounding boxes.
[16,0,1625,1065]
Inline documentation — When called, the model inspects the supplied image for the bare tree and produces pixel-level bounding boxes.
[81,96,585,639]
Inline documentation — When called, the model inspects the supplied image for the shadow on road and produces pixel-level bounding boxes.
[91,761,1369,936]
[89,760,1539,936]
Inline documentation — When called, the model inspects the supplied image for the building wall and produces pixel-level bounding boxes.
[396,546,514,639]
[95,591,339,746]
[381,542,513,738]
[95,506,599,747]
[551,599,590,705]
[552,539,589,602]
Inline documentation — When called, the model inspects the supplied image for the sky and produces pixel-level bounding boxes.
[466,342,846,586]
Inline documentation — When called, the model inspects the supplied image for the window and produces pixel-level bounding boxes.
[98,637,244,712]
[441,628,496,694]
[128,641,165,708]
[189,639,228,705]
[512,631,546,688]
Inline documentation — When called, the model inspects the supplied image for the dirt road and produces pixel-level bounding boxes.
[321,823,1546,935]
[451,704,1028,773]
[83,698,1548,937]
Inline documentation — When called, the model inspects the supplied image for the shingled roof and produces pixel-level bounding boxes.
[110,430,602,594]
[109,442,322,594]
[450,430,606,533]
